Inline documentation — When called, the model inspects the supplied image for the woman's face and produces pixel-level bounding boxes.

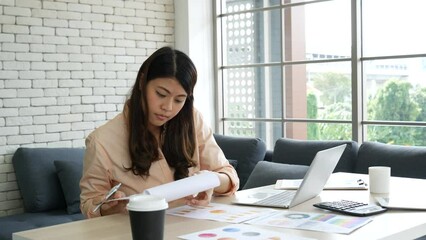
[145,77,187,131]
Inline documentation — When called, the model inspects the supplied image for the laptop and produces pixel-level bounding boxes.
[232,144,346,208]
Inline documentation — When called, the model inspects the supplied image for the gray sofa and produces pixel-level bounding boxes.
[1,135,426,240]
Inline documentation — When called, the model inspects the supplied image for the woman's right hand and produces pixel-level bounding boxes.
[98,191,128,216]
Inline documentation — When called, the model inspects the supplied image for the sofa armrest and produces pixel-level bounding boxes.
[213,134,267,189]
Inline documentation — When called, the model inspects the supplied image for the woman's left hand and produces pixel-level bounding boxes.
[184,170,215,206]
[185,188,214,206]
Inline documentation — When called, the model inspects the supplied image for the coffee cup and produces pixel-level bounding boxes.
[369,166,391,194]
[127,194,168,240]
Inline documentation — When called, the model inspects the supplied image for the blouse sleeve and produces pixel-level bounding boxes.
[194,109,240,195]
[79,133,113,218]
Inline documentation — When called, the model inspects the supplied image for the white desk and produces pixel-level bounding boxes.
[13,173,426,240]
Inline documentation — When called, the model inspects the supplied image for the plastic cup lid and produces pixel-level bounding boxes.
[126,194,168,212]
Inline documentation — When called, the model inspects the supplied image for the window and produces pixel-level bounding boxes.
[214,0,426,148]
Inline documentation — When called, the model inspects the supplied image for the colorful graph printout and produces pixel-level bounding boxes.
[246,211,372,234]
[178,224,316,240]
[166,203,277,223]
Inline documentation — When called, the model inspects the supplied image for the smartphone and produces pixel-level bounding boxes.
[92,183,122,212]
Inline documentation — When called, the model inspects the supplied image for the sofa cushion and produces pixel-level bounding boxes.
[213,134,267,189]
[0,210,84,240]
[12,148,85,212]
[54,159,83,214]
[355,141,426,179]
[272,138,358,173]
[243,161,309,189]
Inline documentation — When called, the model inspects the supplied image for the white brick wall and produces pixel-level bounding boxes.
[0,0,174,216]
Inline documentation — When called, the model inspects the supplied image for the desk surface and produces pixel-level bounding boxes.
[13,173,426,240]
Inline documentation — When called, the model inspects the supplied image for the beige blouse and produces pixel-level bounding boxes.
[80,108,239,218]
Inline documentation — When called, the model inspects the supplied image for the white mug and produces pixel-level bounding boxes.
[369,166,391,194]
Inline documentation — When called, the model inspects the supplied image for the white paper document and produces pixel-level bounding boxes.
[144,171,220,202]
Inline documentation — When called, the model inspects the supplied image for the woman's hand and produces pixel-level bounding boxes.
[98,191,128,216]
[184,170,215,206]
[185,188,214,206]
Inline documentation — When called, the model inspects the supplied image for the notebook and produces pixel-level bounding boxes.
[232,144,346,209]
[274,172,368,190]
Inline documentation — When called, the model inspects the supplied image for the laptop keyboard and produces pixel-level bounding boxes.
[255,191,296,207]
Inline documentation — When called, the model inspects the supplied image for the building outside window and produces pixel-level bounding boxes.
[214,0,426,149]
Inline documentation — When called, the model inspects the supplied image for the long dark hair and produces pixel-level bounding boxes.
[126,46,197,180]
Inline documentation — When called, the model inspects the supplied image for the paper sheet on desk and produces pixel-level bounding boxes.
[246,211,372,234]
[144,171,220,202]
[179,224,316,240]
[167,203,277,223]
[275,172,368,190]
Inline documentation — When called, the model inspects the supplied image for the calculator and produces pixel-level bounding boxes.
[313,200,387,216]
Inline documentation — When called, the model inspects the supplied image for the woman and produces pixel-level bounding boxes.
[80,47,239,218]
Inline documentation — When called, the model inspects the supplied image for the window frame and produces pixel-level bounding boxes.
[213,0,426,148]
